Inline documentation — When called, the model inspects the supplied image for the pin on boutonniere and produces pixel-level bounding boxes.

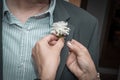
[50,21,70,38]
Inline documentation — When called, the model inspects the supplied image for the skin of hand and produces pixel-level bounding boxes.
[66,39,97,80]
[32,35,64,80]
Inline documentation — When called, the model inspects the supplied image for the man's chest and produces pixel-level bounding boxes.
[2,17,51,80]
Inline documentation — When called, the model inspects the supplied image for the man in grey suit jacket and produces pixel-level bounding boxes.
[1,0,100,80]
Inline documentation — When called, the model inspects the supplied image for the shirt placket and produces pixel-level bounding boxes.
[17,24,29,80]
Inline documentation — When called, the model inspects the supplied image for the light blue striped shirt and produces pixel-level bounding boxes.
[3,0,56,80]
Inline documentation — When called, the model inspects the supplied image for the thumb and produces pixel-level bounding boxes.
[67,41,81,57]
[54,38,64,50]
[42,34,58,43]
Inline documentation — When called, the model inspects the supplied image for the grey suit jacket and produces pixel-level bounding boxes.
[0,0,99,80]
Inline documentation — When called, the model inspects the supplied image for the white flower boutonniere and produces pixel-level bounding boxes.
[50,21,70,37]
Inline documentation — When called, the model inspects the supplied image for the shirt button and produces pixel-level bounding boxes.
[18,63,24,68]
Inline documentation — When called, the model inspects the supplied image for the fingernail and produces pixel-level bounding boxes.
[67,41,72,46]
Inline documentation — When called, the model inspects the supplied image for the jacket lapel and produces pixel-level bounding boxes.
[53,0,70,22]
[55,24,74,80]
[53,0,74,80]
[0,0,3,79]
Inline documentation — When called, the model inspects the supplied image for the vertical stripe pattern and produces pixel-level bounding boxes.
[3,0,56,80]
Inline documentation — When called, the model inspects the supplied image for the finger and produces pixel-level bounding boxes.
[32,48,36,58]
[71,39,86,50]
[32,48,38,66]
[42,34,58,43]
[66,52,76,67]
[54,37,64,50]
[48,40,57,46]
[32,48,39,61]
[67,41,81,56]
[71,39,89,56]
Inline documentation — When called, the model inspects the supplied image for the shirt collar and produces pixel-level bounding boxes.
[3,0,9,16]
[36,0,56,26]
[49,0,56,26]
[3,0,56,25]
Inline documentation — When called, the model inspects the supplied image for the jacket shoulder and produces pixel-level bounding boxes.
[62,1,98,24]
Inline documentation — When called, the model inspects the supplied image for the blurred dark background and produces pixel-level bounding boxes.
[65,0,120,80]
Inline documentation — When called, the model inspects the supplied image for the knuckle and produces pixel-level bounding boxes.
[82,47,90,56]
[35,41,41,48]
[57,42,64,48]
[78,43,87,51]
[32,48,35,53]
[35,41,40,46]
[72,46,76,51]
[32,48,35,56]
[82,47,88,52]
[32,53,35,58]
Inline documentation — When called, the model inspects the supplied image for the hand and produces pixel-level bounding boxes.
[32,35,64,80]
[66,39,97,80]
